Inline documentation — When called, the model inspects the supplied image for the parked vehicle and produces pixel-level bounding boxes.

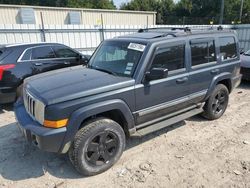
[15,27,242,176]
[0,43,89,104]
[240,49,250,81]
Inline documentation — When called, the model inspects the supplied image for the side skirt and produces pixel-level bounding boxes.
[130,103,204,137]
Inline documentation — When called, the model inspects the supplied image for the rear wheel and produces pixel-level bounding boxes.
[69,117,126,176]
[202,84,229,120]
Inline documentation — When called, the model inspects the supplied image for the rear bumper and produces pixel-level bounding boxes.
[14,101,68,153]
[0,87,16,104]
[241,67,250,81]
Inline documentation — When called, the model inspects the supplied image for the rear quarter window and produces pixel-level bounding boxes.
[219,37,237,61]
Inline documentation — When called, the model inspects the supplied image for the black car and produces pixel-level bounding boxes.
[15,28,242,176]
[240,49,250,81]
[0,43,88,104]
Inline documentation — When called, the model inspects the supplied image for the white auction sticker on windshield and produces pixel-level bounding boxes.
[128,43,146,52]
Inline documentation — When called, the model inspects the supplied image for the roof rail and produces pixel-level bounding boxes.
[138,26,225,33]
[138,27,191,33]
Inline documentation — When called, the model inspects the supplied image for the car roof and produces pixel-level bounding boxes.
[3,42,64,49]
[116,27,236,44]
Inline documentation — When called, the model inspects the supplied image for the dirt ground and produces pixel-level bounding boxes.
[0,82,250,188]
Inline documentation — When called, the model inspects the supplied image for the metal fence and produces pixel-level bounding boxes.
[0,24,250,54]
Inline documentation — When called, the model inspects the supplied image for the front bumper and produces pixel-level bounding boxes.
[0,87,16,104]
[14,101,68,153]
[241,67,250,81]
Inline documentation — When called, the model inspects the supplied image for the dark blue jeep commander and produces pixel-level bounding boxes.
[15,27,242,176]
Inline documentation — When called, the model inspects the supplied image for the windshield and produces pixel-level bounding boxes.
[89,41,145,77]
[244,50,250,56]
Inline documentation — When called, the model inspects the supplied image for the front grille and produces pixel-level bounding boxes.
[24,91,36,118]
[23,88,45,124]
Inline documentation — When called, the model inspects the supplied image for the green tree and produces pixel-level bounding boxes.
[0,0,116,9]
[67,0,116,9]
[120,0,175,24]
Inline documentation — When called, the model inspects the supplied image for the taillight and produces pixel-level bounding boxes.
[0,64,15,80]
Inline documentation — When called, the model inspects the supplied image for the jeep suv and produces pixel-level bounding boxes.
[14,27,242,176]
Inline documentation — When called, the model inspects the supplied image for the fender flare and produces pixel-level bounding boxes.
[63,99,135,143]
[205,72,232,100]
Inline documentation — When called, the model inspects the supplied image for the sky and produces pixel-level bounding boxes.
[113,0,130,8]
[113,0,180,8]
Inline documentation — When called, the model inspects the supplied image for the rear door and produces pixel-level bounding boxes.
[188,37,218,104]
[29,45,66,74]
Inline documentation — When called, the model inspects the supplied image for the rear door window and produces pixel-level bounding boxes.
[191,40,216,67]
[31,46,56,60]
[219,37,237,61]
[52,45,79,58]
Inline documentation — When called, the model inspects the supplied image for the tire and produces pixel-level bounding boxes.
[69,117,126,176]
[202,84,229,120]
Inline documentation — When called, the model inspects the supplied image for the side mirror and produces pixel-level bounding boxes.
[145,68,168,81]
[78,54,90,65]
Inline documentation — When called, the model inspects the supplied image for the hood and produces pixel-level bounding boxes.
[240,54,250,68]
[24,66,135,105]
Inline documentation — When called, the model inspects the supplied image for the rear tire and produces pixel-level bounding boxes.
[202,84,229,120]
[69,117,126,176]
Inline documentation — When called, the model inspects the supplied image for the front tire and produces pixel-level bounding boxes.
[69,117,126,176]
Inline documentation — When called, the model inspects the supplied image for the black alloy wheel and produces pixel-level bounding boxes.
[211,90,227,115]
[85,131,119,166]
[202,84,229,120]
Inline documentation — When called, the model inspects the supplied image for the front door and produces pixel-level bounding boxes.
[134,41,190,125]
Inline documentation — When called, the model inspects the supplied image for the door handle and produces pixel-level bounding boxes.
[35,63,43,66]
[64,61,70,65]
[211,69,219,75]
[176,77,188,84]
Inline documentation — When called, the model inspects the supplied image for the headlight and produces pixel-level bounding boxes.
[34,99,45,125]
[24,89,45,125]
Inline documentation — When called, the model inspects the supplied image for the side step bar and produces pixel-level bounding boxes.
[134,107,203,136]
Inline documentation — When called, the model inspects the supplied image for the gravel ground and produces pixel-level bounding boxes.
[0,82,250,188]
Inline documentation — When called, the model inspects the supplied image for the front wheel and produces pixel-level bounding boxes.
[69,117,126,176]
[202,84,229,120]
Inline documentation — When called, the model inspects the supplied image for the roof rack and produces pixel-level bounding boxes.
[138,27,191,33]
[138,26,225,33]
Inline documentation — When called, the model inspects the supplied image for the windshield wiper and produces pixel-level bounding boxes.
[92,67,117,76]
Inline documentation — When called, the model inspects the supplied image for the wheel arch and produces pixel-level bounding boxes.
[63,99,136,144]
[205,72,232,100]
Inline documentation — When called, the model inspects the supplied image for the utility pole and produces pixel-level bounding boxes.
[239,0,244,23]
[219,0,224,24]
